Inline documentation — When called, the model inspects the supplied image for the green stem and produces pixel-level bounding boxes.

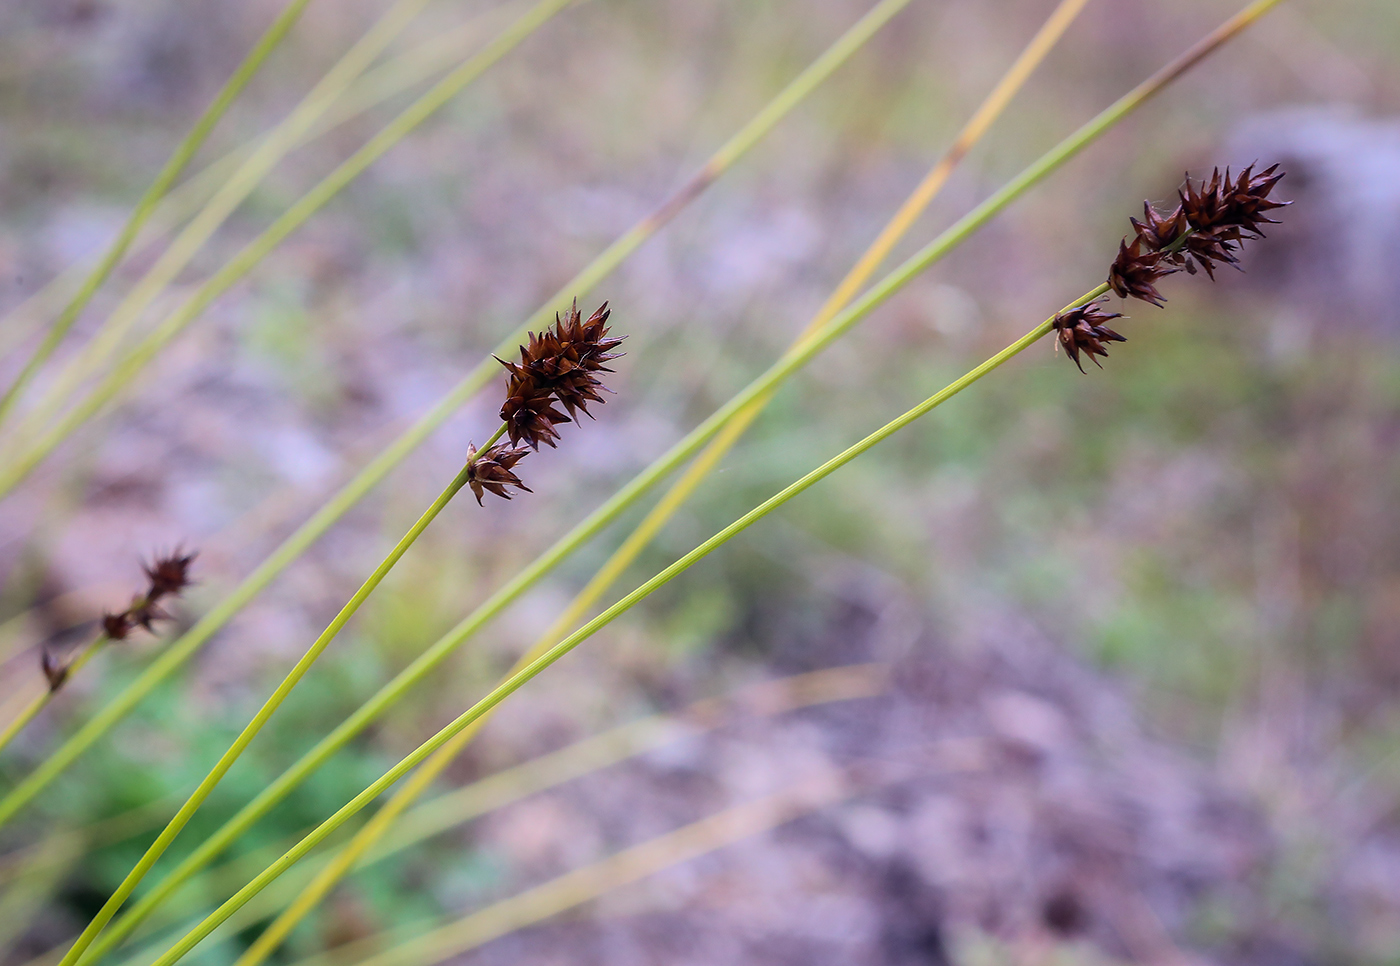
[0,0,578,501]
[0,0,912,847]
[138,285,1105,966]
[52,425,506,966]
[60,5,1282,952]
[0,0,312,427]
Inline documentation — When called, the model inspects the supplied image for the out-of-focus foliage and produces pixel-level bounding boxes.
[2,0,1400,963]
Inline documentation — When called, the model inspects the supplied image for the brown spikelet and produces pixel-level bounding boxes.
[1130,201,1188,252]
[495,299,625,447]
[144,550,196,601]
[465,443,532,505]
[100,549,196,640]
[499,374,570,450]
[1053,300,1126,372]
[40,647,69,692]
[1173,163,1289,277]
[1107,236,1173,307]
[102,611,133,640]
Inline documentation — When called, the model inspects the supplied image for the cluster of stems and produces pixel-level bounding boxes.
[0,4,1292,966]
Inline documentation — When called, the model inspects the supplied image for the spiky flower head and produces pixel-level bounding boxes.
[465,443,532,505]
[496,299,625,448]
[144,550,196,601]
[499,375,570,450]
[1107,236,1174,307]
[102,611,133,640]
[1053,301,1126,372]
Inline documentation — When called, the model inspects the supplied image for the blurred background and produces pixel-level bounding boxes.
[0,0,1398,963]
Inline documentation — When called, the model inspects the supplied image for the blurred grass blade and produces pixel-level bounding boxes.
[26,1,918,956]
[73,7,1282,959]
[0,831,84,956]
[94,667,883,963]
[50,432,508,966]
[3,0,436,460]
[0,0,591,831]
[520,0,1093,753]
[0,0,524,369]
[229,665,884,966]
[225,4,1093,958]
[295,774,855,966]
[0,0,312,427]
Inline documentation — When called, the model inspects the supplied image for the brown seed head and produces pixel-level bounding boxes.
[40,647,69,692]
[144,550,196,601]
[1107,236,1174,307]
[465,443,532,505]
[1130,201,1188,252]
[1053,300,1126,372]
[496,300,625,445]
[1179,163,1287,239]
[499,374,570,450]
[102,611,133,640]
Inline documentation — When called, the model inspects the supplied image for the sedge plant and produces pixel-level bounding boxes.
[0,0,918,834]
[50,7,1285,962]
[225,1,1096,956]
[117,154,1293,966]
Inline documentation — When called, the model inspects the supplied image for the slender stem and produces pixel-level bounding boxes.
[0,0,577,500]
[219,660,879,963]
[0,0,911,854]
[62,7,1281,953]
[525,0,1094,685]
[0,635,104,754]
[136,285,1106,966]
[0,1,524,369]
[226,6,1095,957]
[0,0,313,427]
[3,0,436,460]
[52,425,506,966]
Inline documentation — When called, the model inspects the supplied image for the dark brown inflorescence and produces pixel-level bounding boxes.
[1107,163,1288,307]
[1071,163,1288,372]
[464,443,532,505]
[477,300,624,503]
[1053,300,1127,372]
[40,647,68,692]
[1107,236,1173,308]
[100,550,196,643]
[41,550,195,692]
[497,300,624,449]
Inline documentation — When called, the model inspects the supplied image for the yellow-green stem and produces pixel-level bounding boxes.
[136,285,1106,966]
[0,0,912,866]
[226,6,1095,957]
[51,425,506,966]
